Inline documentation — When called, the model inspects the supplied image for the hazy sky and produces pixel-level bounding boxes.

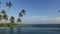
[0,0,60,24]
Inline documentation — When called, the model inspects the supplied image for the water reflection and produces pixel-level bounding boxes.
[0,27,59,34]
[0,27,7,34]
[17,27,23,34]
[0,27,23,34]
[9,27,14,34]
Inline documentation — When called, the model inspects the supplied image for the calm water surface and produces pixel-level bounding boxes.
[0,27,60,34]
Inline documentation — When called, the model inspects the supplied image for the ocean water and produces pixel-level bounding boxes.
[0,24,60,34]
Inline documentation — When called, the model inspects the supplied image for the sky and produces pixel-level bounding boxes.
[0,0,60,24]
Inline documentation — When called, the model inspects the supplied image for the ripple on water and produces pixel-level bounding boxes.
[0,27,60,34]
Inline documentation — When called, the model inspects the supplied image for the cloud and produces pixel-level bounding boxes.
[47,17,60,23]
[23,16,60,24]
[0,16,60,24]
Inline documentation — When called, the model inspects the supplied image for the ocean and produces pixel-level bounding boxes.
[0,24,60,34]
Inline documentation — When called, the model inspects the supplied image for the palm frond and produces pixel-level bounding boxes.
[6,1,12,8]
[17,18,21,22]
[1,10,6,14]
[3,14,8,20]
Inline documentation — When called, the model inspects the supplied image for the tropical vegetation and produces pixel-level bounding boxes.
[0,1,26,27]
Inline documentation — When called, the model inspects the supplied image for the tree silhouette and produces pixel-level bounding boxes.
[18,9,26,23]
[6,1,12,8]
[10,16,15,27]
[10,16,15,24]
[0,1,26,27]
[1,10,8,27]
[1,10,6,14]
[1,10,8,20]
[17,18,21,22]
[21,9,26,15]
[3,14,8,20]
[0,14,2,20]
[19,9,26,17]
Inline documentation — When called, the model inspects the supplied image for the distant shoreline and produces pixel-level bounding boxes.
[0,23,29,27]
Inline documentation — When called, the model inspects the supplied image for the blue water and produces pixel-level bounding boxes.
[0,24,60,34]
[31,24,60,28]
[0,27,60,34]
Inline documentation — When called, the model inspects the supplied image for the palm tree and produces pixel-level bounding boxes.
[21,9,26,15]
[19,9,26,23]
[1,10,8,27]
[19,12,23,17]
[10,16,15,26]
[19,9,26,17]
[17,18,21,26]
[17,18,21,22]
[6,1,12,19]
[0,14,2,20]
[17,18,21,25]
[6,1,12,8]
[3,14,8,27]
[1,10,6,14]
[1,10,8,20]
[3,14,8,20]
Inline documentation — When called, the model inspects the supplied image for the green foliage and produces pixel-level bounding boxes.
[21,9,26,15]
[19,9,26,17]
[10,16,15,24]
[18,9,26,23]
[19,12,23,17]
[6,1,12,8]
[0,14,2,20]
[17,18,21,22]
[3,14,8,20]
[0,23,11,27]
[1,10,6,14]
[0,1,26,27]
